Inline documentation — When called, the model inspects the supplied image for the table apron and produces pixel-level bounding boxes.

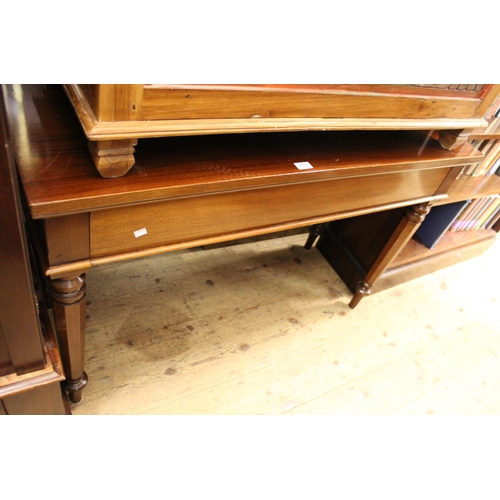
[89,168,451,259]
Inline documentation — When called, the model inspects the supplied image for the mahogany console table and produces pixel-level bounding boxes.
[4,84,484,404]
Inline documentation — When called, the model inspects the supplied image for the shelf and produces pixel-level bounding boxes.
[316,204,499,298]
[435,173,500,205]
[376,229,497,293]
[392,228,497,268]
[469,117,500,140]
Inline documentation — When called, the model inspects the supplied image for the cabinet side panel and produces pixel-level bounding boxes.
[0,89,45,374]
[95,84,143,121]
[142,87,479,121]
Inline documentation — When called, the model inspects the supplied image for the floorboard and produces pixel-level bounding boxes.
[71,233,500,415]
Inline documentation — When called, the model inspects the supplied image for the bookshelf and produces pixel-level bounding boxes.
[316,87,500,300]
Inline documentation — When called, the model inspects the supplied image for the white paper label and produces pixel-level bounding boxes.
[134,228,148,238]
[294,161,314,170]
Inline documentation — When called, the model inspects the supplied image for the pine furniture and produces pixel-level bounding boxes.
[64,84,496,178]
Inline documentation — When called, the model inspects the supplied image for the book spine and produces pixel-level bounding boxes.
[449,200,473,232]
[476,195,500,229]
[483,200,500,229]
[453,198,482,231]
[475,141,500,176]
[485,208,500,229]
[469,196,494,230]
[463,197,491,230]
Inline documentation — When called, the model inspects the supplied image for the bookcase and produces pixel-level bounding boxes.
[316,90,500,299]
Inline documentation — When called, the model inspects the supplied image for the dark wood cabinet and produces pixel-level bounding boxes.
[0,87,69,415]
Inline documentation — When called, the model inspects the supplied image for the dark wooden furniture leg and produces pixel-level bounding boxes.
[50,272,88,404]
[304,223,327,250]
[349,203,431,309]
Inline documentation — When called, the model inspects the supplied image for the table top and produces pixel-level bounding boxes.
[4,84,484,219]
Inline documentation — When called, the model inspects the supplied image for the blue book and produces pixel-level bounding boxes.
[414,200,471,249]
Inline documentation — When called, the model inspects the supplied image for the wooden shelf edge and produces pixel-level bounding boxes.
[469,133,500,140]
[469,117,500,140]
[392,228,497,268]
[81,117,488,141]
[375,231,498,293]
[435,174,500,205]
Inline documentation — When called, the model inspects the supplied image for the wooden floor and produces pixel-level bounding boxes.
[71,232,500,415]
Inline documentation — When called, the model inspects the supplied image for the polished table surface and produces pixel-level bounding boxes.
[4,84,484,403]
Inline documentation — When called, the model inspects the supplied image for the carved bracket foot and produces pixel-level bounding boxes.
[439,129,471,150]
[88,139,138,178]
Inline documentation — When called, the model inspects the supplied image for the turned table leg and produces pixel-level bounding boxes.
[50,273,88,404]
[349,203,432,309]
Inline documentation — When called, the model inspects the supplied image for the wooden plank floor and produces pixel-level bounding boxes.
[71,233,500,415]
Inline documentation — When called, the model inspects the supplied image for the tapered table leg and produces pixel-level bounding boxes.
[304,223,326,250]
[349,203,431,309]
[50,272,88,404]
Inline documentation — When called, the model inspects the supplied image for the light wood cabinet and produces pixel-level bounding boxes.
[64,84,499,178]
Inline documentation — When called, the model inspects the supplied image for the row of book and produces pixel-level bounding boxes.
[463,100,500,176]
[414,196,500,249]
[415,93,500,249]
[449,195,500,232]
[464,138,500,176]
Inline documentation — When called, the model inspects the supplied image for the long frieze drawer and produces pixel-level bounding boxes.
[90,168,451,259]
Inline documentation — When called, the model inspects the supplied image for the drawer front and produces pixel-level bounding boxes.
[90,168,450,259]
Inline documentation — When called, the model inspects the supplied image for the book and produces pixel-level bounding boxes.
[462,197,491,230]
[449,198,477,231]
[474,140,500,176]
[465,196,495,230]
[487,155,500,175]
[483,202,500,229]
[477,196,500,229]
[414,200,471,249]
[464,139,497,176]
